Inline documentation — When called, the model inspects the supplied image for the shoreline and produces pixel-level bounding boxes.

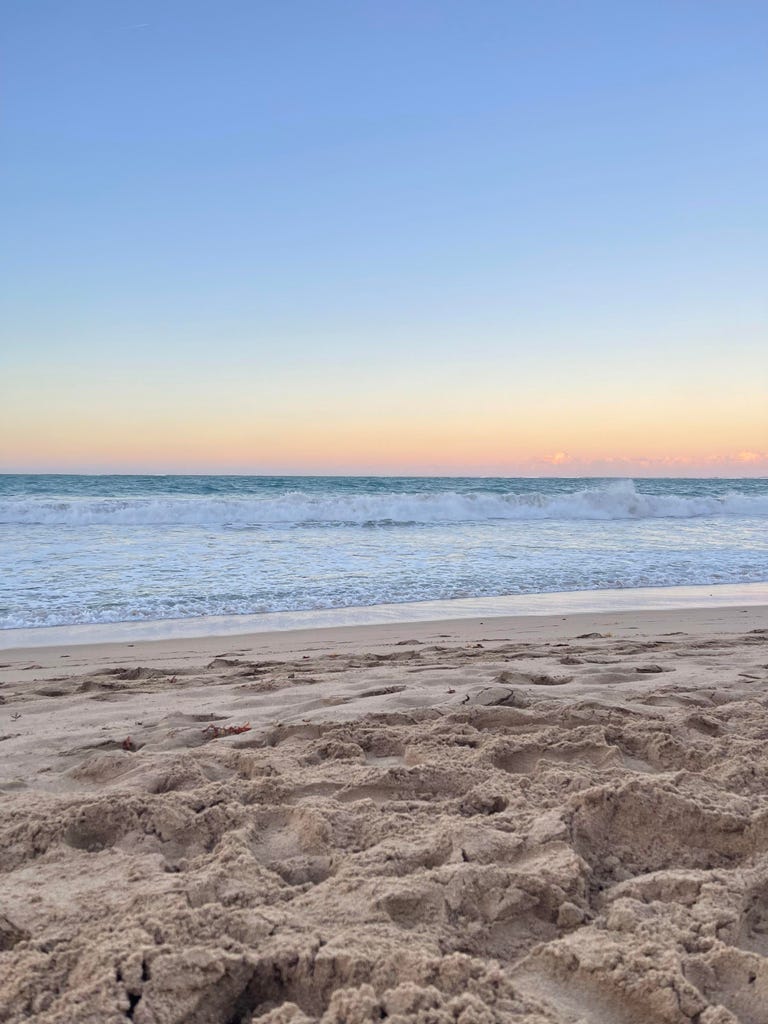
[1,599,765,691]
[3,579,768,651]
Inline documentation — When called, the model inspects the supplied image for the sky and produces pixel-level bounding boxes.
[1,0,766,476]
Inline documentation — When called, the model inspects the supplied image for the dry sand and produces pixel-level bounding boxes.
[1,604,768,1023]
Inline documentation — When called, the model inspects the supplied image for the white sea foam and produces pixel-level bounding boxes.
[2,477,767,629]
[1,480,767,526]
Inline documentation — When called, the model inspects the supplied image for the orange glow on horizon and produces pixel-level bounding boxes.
[3,372,766,476]
[3,428,766,477]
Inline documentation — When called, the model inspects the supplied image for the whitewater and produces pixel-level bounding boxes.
[2,475,767,629]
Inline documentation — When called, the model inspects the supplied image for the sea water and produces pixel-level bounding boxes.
[1,475,767,630]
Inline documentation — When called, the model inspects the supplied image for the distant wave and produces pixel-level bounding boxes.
[2,480,767,526]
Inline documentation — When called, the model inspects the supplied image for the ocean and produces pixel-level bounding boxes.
[2,475,767,631]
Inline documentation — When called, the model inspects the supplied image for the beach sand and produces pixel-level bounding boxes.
[1,604,768,1023]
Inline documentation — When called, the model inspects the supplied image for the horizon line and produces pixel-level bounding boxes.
[1,471,766,480]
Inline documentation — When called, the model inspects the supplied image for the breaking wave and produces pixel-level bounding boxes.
[2,480,767,527]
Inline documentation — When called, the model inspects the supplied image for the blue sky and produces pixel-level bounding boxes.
[2,1,766,473]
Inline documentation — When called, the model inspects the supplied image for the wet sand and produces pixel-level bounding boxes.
[1,604,768,1022]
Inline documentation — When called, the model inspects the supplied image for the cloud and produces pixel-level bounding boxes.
[540,451,570,465]
[521,450,768,476]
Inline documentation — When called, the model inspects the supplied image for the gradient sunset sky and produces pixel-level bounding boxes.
[2,1,766,476]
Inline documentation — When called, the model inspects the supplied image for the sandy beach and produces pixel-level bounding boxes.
[2,603,768,1023]
[5,0,767,1019]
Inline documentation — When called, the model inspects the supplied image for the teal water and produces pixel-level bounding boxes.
[2,475,767,629]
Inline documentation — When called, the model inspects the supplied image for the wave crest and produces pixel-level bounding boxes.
[1,480,766,526]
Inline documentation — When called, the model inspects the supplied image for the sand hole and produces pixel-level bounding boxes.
[269,855,334,887]
[494,743,621,775]
[63,820,120,853]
